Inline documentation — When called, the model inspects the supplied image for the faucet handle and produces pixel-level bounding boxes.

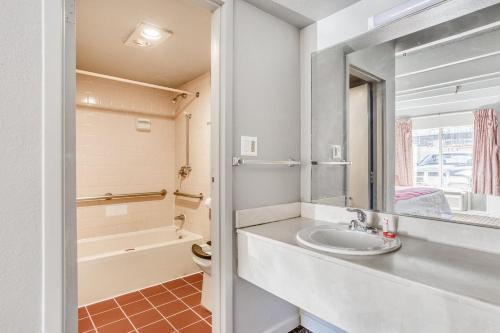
[346,208,367,223]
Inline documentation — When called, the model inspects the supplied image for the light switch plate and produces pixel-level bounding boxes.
[241,136,258,156]
[331,145,342,159]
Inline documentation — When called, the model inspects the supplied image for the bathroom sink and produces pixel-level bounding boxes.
[296,226,401,255]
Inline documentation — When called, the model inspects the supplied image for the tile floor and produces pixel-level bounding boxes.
[79,272,211,333]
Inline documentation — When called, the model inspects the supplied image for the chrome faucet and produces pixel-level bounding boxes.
[347,208,377,234]
[174,214,186,230]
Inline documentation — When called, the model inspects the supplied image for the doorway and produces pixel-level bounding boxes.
[44,0,230,332]
[348,66,384,211]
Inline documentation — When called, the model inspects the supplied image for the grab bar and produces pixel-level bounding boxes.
[77,189,167,203]
[311,161,352,165]
[174,190,204,200]
[232,157,300,167]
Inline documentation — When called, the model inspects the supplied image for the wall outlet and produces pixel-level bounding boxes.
[241,136,258,156]
[106,205,128,216]
[331,145,342,159]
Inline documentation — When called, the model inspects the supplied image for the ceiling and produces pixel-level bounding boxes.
[244,0,361,28]
[76,0,212,88]
[395,28,500,118]
[395,5,500,118]
[76,0,361,86]
[272,0,361,21]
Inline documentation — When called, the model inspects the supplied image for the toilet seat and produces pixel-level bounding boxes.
[192,243,211,260]
[192,243,212,275]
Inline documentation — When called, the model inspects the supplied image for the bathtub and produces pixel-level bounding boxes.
[78,226,202,306]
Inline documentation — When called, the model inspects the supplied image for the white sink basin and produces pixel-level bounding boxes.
[296,226,401,255]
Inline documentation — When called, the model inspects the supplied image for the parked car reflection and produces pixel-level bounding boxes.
[415,153,472,189]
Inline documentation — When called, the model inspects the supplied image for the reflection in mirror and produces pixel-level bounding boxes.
[311,3,500,228]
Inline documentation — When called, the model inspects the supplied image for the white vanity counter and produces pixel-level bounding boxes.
[237,217,500,333]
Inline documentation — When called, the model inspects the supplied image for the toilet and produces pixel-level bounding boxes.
[192,242,212,311]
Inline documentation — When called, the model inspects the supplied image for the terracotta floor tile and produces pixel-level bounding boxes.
[115,291,144,306]
[82,275,210,333]
[168,309,202,330]
[138,320,175,333]
[97,319,134,333]
[179,320,211,333]
[121,299,152,317]
[79,307,89,319]
[156,300,189,318]
[170,285,198,298]
[79,317,94,333]
[191,281,203,291]
[163,278,188,290]
[141,285,166,297]
[147,291,176,307]
[181,293,201,307]
[87,299,118,315]
[183,273,203,284]
[129,309,163,329]
[192,305,211,319]
[92,308,126,327]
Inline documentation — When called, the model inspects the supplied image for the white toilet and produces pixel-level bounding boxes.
[192,243,212,311]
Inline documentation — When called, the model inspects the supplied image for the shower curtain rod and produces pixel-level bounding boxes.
[76,69,195,95]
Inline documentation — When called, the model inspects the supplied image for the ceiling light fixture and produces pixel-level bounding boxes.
[369,0,446,30]
[141,27,162,40]
[124,22,172,49]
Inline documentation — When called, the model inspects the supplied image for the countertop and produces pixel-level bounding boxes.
[237,217,500,311]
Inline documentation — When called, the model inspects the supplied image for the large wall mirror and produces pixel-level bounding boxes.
[311,2,500,228]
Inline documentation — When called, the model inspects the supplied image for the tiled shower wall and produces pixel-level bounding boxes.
[174,73,211,241]
[76,73,177,239]
[76,72,211,240]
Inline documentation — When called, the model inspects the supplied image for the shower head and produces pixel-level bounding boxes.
[171,93,188,104]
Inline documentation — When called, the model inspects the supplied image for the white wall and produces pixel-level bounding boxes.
[233,0,301,210]
[233,0,301,332]
[0,1,43,332]
[174,72,212,241]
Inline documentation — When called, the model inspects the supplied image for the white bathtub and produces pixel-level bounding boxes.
[78,226,202,306]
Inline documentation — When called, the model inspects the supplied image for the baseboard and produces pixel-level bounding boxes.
[300,311,346,333]
[261,314,300,333]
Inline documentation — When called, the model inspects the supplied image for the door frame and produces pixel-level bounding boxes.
[211,1,234,333]
[42,0,233,332]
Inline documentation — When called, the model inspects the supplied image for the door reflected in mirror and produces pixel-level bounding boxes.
[311,3,500,228]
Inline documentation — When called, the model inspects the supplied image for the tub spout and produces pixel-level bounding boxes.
[174,214,186,230]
